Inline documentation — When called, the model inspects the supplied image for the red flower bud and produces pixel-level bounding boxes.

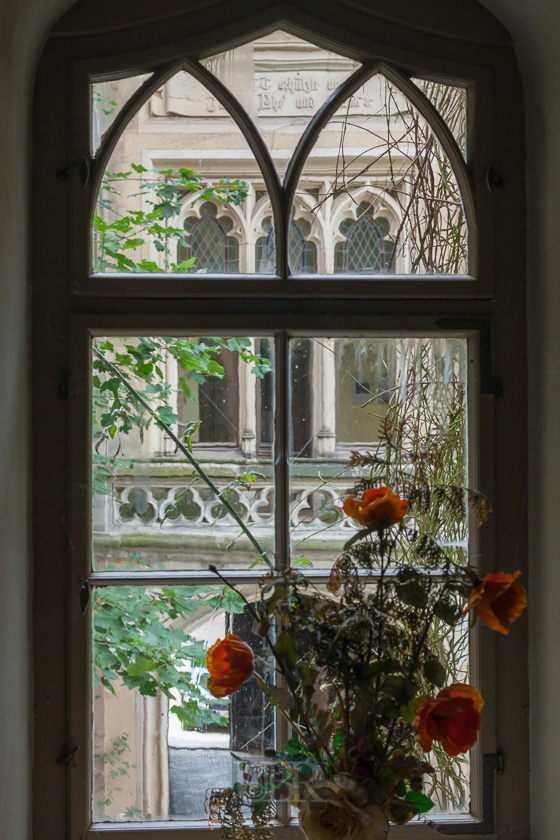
[463,572,527,634]
[342,487,408,528]
[414,684,483,757]
[206,634,254,698]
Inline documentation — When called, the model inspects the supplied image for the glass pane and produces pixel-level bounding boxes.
[289,337,468,569]
[291,74,468,275]
[92,336,275,570]
[202,30,360,179]
[92,69,274,274]
[92,74,153,155]
[412,78,467,161]
[256,210,318,275]
[427,616,470,815]
[92,584,272,822]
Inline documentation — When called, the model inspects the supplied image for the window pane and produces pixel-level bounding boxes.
[289,337,468,569]
[92,584,272,822]
[288,336,471,815]
[412,78,467,161]
[258,211,318,275]
[202,30,360,179]
[92,70,273,274]
[92,336,275,570]
[291,74,468,275]
[92,74,153,155]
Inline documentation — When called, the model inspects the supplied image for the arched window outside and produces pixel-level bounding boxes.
[178,202,239,273]
[256,215,317,273]
[334,205,395,273]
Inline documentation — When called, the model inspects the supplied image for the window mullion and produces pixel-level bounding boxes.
[274,329,290,573]
[273,330,291,825]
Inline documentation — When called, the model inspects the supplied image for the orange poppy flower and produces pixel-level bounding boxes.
[414,684,484,757]
[463,572,527,634]
[342,487,408,528]
[206,634,254,698]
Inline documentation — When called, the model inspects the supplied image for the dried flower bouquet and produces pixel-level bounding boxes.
[204,343,527,840]
[205,479,526,840]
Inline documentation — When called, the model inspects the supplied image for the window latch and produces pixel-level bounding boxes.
[56,745,80,767]
[56,157,90,187]
[485,164,505,192]
[80,582,90,614]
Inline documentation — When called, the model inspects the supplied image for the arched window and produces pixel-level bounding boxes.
[334,206,395,273]
[178,202,239,273]
[33,5,527,839]
[256,215,317,273]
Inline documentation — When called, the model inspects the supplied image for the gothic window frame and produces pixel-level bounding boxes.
[32,3,527,840]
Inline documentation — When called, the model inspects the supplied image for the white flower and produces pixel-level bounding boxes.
[298,777,389,840]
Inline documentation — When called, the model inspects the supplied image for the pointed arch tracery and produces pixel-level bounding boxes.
[90,40,474,279]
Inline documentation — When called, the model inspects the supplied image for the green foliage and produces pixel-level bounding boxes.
[92,452,134,498]
[94,733,134,809]
[93,164,249,272]
[93,335,271,446]
[93,583,244,728]
[93,89,117,118]
[92,335,271,735]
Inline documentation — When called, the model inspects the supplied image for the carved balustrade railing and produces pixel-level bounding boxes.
[102,473,357,536]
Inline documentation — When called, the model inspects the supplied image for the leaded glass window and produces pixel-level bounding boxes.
[257,216,317,274]
[334,205,395,273]
[178,203,239,273]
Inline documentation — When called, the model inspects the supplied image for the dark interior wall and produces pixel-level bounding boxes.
[479,3,560,837]
[0,6,76,840]
[51,0,510,43]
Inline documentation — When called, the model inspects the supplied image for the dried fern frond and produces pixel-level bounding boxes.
[467,490,493,526]
[206,782,275,840]
[347,450,387,469]
[206,788,252,840]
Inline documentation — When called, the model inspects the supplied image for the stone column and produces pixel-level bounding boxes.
[312,338,337,457]
[323,181,335,274]
[163,351,179,455]
[142,692,169,819]
[142,350,177,456]
[239,343,257,458]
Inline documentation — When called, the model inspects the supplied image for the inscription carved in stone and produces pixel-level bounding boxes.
[150,71,403,119]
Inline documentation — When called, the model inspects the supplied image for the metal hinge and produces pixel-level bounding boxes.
[485,165,505,192]
[437,752,504,835]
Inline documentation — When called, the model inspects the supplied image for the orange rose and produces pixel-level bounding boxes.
[463,572,527,634]
[342,487,408,528]
[206,634,254,698]
[414,684,483,757]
